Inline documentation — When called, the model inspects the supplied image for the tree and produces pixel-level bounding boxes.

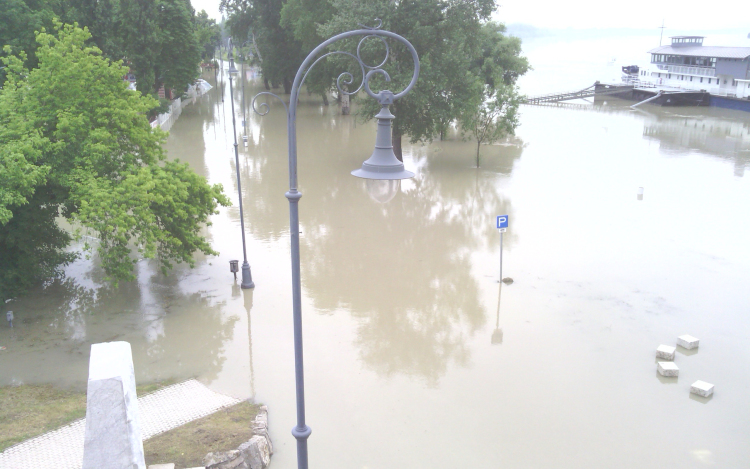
[0,23,229,301]
[0,0,76,76]
[279,0,336,104]
[155,0,201,94]
[460,83,521,167]
[220,0,305,94]
[119,0,160,95]
[68,0,123,60]
[194,9,220,62]
[319,0,529,159]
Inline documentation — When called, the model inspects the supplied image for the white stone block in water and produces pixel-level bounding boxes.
[677,334,699,349]
[657,361,679,377]
[82,341,145,469]
[690,380,714,397]
[656,345,676,360]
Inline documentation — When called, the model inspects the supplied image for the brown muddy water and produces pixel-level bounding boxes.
[1,65,750,468]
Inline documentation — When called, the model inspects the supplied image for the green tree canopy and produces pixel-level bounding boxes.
[220,0,305,93]
[319,0,529,158]
[119,0,160,94]
[0,23,229,301]
[155,0,201,93]
[194,9,221,62]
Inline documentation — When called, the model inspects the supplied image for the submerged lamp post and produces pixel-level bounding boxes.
[251,21,419,469]
[228,43,255,289]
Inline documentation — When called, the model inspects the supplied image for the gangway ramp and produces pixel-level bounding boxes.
[523,81,654,105]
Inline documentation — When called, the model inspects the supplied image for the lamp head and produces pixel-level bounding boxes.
[351,93,414,180]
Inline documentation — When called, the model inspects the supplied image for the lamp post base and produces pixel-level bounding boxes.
[241,262,255,289]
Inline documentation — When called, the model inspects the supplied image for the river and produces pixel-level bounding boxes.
[1,34,749,468]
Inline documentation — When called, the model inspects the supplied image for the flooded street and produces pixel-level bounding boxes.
[2,52,750,468]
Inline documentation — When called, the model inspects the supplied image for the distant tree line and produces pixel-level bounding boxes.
[0,0,221,99]
[219,0,530,161]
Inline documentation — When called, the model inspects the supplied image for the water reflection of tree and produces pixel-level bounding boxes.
[1,254,237,387]
[308,151,521,384]
[229,79,525,383]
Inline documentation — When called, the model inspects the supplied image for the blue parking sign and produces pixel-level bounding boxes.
[496,215,509,229]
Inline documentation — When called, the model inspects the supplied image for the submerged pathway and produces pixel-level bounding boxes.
[0,379,241,469]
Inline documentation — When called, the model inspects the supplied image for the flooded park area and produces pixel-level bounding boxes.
[2,53,750,468]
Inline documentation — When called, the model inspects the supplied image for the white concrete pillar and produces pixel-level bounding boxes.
[82,341,146,469]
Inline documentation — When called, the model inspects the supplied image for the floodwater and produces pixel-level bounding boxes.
[2,42,750,468]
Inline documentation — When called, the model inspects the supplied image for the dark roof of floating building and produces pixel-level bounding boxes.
[649,36,750,59]
[648,45,750,59]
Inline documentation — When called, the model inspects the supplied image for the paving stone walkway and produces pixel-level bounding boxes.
[0,379,241,469]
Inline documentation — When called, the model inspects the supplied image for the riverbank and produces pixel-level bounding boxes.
[0,380,263,469]
[0,380,174,452]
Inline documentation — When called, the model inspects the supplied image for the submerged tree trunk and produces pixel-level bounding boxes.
[341,91,350,115]
[283,77,292,94]
[393,127,403,161]
[321,93,329,106]
[263,77,270,90]
[476,141,481,167]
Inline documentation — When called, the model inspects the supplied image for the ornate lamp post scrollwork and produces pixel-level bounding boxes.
[250,22,419,469]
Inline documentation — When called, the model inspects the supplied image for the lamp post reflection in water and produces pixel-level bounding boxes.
[250,22,420,469]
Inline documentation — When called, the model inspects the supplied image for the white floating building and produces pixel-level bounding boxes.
[640,36,750,99]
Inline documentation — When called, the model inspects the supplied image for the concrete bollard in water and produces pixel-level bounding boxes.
[657,361,679,377]
[677,335,699,350]
[82,341,145,469]
[656,344,676,360]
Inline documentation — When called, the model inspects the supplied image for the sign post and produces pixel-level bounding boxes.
[496,215,508,283]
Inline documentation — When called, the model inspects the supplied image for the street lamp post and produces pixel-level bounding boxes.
[251,22,419,469]
[228,42,255,289]
[239,42,251,138]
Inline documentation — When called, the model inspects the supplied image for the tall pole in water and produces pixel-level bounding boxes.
[499,231,503,282]
[659,19,666,46]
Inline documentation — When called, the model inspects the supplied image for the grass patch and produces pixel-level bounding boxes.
[144,401,259,469]
[0,379,178,452]
[0,385,86,452]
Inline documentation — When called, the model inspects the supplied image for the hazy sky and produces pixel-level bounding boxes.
[495,0,748,31]
[192,0,221,21]
[193,0,749,33]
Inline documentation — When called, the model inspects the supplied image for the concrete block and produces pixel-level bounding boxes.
[657,361,679,377]
[656,344,676,360]
[148,465,175,469]
[677,334,699,349]
[690,380,714,397]
[82,342,145,469]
